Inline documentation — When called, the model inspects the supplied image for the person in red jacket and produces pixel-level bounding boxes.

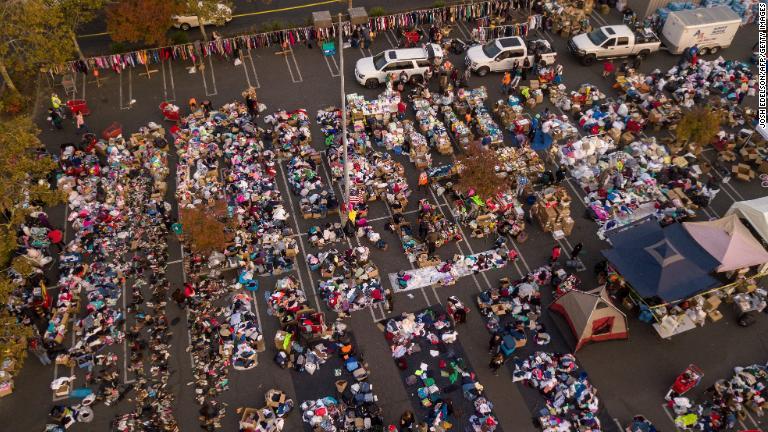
[48,228,63,253]
[602,60,614,78]
[550,244,562,264]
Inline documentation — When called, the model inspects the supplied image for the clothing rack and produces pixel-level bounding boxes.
[54,0,538,74]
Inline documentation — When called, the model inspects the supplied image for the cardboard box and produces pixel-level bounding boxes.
[732,163,755,182]
[704,295,721,312]
[707,310,723,322]
[529,80,540,90]
[620,132,635,145]
[0,381,12,398]
[535,93,544,104]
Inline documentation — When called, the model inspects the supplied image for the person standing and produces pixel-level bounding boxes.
[74,111,87,135]
[489,352,504,375]
[602,60,614,78]
[550,244,561,264]
[48,228,64,253]
[570,242,583,260]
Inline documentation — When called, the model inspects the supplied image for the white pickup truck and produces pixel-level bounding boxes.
[568,25,661,65]
[465,36,557,76]
[569,6,741,65]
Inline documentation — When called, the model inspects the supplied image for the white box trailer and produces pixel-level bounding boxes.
[661,6,741,55]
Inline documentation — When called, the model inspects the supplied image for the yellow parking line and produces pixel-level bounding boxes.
[231,0,338,17]
[78,0,340,38]
[78,31,110,38]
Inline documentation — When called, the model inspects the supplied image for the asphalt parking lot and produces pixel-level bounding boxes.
[3,7,766,432]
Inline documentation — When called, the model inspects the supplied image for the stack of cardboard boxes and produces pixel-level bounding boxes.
[532,188,575,236]
[546,0,594,37]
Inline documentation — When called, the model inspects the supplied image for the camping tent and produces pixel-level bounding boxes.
[550,287,628,351]
[683,214,768,273]
[727,196,768,245]
[602,219,720,302]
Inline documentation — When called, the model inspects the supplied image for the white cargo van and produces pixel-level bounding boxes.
[661,6,741,55]
[354,44,443,88]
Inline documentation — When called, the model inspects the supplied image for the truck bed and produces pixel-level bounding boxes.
[633,28,660,44]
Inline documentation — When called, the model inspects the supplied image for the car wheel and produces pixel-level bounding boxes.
[365,79,379,89]
[708,46,719,54]
[476,67,490,77]
[181,23,191,31]
[636,50,650,60]
[699,47,709,55]
[581,55,596,66]
[409,74,423,84]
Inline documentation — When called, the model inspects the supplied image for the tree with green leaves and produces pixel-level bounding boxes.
[107,0,181,48]
[675,106,724,155]
[49,0,106,61]
[0,0,73,94]
[0,117,63,268]
[180,0,233,41]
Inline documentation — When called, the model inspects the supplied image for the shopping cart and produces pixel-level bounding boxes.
[665,364,703,400]
[101,122,123,140]
[160,102,180,122]
[66,99,90,116]
[322,41,336,56]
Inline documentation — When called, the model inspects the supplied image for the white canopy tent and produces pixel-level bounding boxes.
[727,196,768,245]
[683,214,768,272]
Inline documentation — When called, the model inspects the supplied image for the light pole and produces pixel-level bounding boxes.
[339,12,351,222]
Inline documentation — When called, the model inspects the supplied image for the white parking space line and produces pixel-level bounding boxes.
[661,404,685,431]
[277,164,322,310]
[536,29,553,44]
[119,69,134,110]
[205,56,218,96]
[239,53,253,88]
[359,46,373,57]
[697,150,745,202]
[382,30,397,48]
[161,60,172,102]
[81,73,87,102]
[388,30,401,48]
[323,54,341,77]
[455,21,471,40]
[590,12,609,26]
[248,289,264,341]
[288,45,304,83]
[430,187,493,292]
[244,49,261,89]
[166,60,177,101]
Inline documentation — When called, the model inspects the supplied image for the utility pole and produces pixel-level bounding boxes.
[339,12,351,221]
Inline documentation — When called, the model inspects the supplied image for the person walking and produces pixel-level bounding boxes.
[550,244,561,264]
[570,242,583,260]
[511,63,522,89]
[48,108,63,130]
[29,337,51,365]
[51,93,63,117]
[489,352,504,375]
[488,333,502,354]
[417,171,428,191]
[602,60,614,78]
[74,111,87,135]
[501,71,512,95]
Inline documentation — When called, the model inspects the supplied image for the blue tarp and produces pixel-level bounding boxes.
[602,220,720,302]
[531,129,553,151]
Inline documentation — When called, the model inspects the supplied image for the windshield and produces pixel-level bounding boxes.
[587,29,609,46]
[373,53,388,70]
[481,41,501,58]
